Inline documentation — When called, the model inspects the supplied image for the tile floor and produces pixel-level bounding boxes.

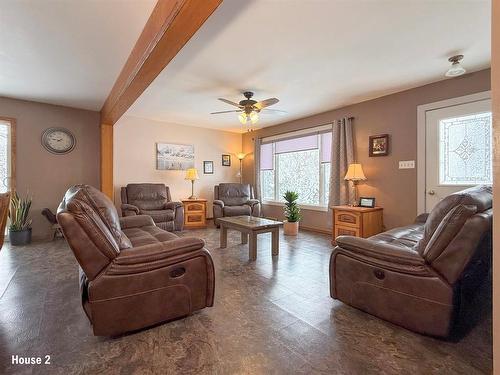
[0,225,492,374]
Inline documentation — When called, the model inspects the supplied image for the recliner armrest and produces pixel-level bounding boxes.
[244,199,260,207]
[119,215,155,229]
[121,203,140,215]
[335,236,425,266]
[213,200,225,207]
[165,201,183,210]
[106,237,206,275]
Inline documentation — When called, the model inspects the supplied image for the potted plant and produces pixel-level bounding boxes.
[9,192,32,246]
[283,191,301,236]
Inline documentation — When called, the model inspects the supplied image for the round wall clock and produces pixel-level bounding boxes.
[41,127,76,155]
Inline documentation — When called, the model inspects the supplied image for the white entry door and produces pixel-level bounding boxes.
[424,98,492,212]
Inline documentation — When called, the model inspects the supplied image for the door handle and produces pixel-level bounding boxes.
[428,190,435,196]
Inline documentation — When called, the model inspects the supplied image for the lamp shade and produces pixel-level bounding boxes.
[184,168,199,181]
[236,152,246,160]
[344,163,366,181]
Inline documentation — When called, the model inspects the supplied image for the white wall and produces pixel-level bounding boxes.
[114,116,242,218]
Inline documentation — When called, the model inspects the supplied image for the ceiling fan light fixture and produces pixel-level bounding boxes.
[250,111,259,124]
[445,54,466,77]
[238,112,247,124]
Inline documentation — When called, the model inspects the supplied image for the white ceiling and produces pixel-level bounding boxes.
[126,0,491,133]
[0,0,156,110]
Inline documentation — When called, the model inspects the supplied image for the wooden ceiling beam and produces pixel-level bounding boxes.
[100,0,223,125]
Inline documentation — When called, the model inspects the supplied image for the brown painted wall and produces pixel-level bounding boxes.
[242,69,491,232]
[0,97,100,240]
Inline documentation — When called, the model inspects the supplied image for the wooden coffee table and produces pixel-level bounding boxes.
[218,216,283,261]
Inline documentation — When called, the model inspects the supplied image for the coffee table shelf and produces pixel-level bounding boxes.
[217,216,283,261]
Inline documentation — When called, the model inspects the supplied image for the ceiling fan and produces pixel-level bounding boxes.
[210,91,286,129]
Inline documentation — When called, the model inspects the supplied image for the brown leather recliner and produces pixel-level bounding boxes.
[121,183,184,231]
[57,184,215,336]
[213,183,261,227]
[330,185,492,337]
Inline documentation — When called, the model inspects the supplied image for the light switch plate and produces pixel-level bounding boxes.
[399,160,415,169]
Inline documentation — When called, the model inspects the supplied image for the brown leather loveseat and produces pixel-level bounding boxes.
[330,185,492,337]
[121,183,184,231]
[57,184,215,336]
[213,183,261,227]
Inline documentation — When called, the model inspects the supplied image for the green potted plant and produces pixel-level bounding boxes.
[9,192,32,246]
[283,191,301,236]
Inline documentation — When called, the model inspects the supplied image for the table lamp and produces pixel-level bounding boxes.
[236,153,246,183]
[185,168,199,199]
[344,163,366,206]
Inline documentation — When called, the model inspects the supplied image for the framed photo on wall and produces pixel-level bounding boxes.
[369,134,389,157]
[203,161,214,174]
[222,154,231,166]
[156,142,194,170]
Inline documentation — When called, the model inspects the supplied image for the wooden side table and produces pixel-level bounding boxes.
[182,199,207,229]
[332,205,383,244]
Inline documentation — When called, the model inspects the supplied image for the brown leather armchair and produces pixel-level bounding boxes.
[213,183,261,227]
[330,185,492,337]
[57,185,215,336]
[121,183,184,231]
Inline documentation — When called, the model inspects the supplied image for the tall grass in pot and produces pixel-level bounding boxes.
[9,192,32,245]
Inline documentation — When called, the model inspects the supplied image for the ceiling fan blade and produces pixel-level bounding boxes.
[218,98,242,107]
[261,108,287,114]
[254,98,279,110]
[210,110,242,114]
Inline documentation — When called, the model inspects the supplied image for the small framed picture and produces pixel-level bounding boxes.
[203,161,214,174]
[222,154,231,166]
[359,197,375,208]
[369,134,389,157]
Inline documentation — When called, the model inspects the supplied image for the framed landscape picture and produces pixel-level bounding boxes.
[203,161,214,174]
[369,134,389,157]
[156,143,194,170]
[222,154,231,166]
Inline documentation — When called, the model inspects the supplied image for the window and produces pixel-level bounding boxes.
[439,112,492,185]
[260,130,332,207]
[0,119,14,193]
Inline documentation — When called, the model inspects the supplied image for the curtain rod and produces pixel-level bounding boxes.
[252,116,354,141]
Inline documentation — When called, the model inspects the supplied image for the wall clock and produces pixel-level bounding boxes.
[41,127,76,155]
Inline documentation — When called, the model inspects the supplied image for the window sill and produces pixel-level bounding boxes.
[262,200,329,212]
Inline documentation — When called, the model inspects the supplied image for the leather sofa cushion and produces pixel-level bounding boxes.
[418,185,492,253]
[61,185,132,251]
[423,204,477,263]
[224,205,251,216]
[218,183,251,206]
[140,209,174,223]
[123,225,179,247]
[369,223,424,249]
[126,184,168,211]
[84,185,132,250]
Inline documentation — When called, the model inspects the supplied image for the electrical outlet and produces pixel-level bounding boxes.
[399,160,415,169]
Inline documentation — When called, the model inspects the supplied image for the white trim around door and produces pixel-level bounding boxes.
[416,90,491,214]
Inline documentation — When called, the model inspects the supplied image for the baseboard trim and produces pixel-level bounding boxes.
[299,225,331,235]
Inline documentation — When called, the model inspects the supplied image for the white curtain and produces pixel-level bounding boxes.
[254,137,262,201]
[328,117,355,206]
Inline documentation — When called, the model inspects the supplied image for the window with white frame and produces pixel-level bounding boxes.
[260,129,332,207]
